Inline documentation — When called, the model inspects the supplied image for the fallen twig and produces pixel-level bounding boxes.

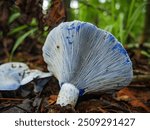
[132,74,150,82]
[0,98,24,101]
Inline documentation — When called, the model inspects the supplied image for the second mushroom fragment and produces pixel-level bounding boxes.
[0,62,52,92]
[42,20,133,107]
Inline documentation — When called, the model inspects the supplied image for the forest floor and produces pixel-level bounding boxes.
[0,41,150,113]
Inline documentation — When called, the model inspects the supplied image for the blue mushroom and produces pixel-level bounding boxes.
[43,20,133,107]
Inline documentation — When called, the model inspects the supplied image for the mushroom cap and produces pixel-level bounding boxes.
[42,20,133,95]
[0,62,52,92]
[0,62,29,90]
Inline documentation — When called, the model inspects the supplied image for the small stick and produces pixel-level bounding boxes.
[132,75,150,82]
[0,98,24,101]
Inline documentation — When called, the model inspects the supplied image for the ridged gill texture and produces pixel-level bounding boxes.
[43,20,133,96]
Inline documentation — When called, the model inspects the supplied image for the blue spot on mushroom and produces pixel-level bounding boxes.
[126,58,130,63]
[112,42,127,55]
[79,89,85,96]
[76,25,80,32]
[67,23,76,31]
[66,36,69,39]
[108,34,115,42]
[124,58,132,65]
[67,27,75,31]
[66,36,73,44]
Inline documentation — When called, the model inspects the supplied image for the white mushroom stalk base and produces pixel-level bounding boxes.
[56,83,79,107]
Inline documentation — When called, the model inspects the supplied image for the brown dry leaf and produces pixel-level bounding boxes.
[116,87,150,112]
[45,0,66,28]
[116,95,131,102]
[48,95,58,105]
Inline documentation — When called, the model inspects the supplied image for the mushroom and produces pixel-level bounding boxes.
[42,20,133,107]
[0,62,52,92]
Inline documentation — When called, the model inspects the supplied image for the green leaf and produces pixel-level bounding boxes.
[10,28,37,61]
[126,0,135,28]
[124,3,145,44]
[30,18,38,26]
[119,13,124,43]
[8,25,28,35]
[111,0,115,22]
[141,50,150,58]
[8,12,20,24]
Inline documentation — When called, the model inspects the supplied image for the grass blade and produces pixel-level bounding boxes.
[9,28,37,61]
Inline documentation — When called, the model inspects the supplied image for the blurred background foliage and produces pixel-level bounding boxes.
[0,0,150,61]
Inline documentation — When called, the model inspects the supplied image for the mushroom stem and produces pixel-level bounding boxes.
[56,83,79,107]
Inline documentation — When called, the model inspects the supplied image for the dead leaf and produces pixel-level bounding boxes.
[116,95,131,102]
[44,0,66,28]
[116,87,150,112]
[48,95,57,105]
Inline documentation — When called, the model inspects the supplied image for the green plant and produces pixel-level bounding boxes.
[103,0,145,44]
[9,28,37,61]
[8,17,39,61]
[71,0,145,44]
[5,4,49,61]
